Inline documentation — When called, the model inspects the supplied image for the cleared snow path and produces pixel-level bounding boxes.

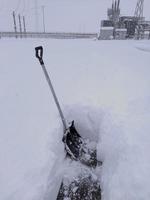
[0,39,150,200]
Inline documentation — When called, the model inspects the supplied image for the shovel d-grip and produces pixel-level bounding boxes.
[35,46,44,65]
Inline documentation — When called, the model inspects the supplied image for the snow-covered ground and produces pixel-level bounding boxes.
[0,38,150,200]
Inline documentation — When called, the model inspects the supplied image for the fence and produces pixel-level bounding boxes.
[0,32,98,39]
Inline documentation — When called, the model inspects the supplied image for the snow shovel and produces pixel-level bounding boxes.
[35,46,98,167]
[35,46,101,200]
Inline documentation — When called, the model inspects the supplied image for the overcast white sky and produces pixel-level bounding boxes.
[0,0,149,32]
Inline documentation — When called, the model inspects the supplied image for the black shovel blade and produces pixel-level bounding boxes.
[63,121,100,168]
[57,122,102,200]
[63,121,83,160]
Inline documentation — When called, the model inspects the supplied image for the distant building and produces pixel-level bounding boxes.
[99,0,150,40]
[115,28,127,39]
[99,27,114,40]
[119,16,137,38]
[143,31,149,39]
[101,20,113,27]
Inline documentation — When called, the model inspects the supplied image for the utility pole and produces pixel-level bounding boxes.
[12,11,17,38]
[42,5,46,33]
[23,16,26,37]
[34,0,39,32]
[18,14,22,38]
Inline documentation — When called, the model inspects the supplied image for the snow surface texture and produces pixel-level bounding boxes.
[0,39,150,200]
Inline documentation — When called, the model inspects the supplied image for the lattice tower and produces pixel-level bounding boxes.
[134,0,144,19]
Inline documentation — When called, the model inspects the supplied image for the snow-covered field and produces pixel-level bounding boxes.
[0,38,150,200]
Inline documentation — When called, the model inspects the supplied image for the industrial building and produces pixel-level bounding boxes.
[99,0,150,40]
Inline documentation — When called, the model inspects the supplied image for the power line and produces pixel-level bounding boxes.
[15,0,22,12]
[34,0,39,32]
[0,0,11,14]
[0,0,4,12]
[42,5,46,33]
[22,0,26,14]
[25,0,30,14]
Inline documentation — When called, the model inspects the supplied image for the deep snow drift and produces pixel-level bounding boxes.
[0,38,150,200]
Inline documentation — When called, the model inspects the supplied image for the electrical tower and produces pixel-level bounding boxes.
[108,0,120,25]
[134,0,144,19]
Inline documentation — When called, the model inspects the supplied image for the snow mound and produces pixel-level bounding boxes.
[135,41,150,53]
[43,104,104,200]
[43,104,129,200]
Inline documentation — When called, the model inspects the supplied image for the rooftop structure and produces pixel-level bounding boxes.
[99,0,150,40]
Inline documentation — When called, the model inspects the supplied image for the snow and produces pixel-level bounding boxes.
[116,28,127,31]
[100,27,114,30]
[135,41,150,52]
[0,38,150,200]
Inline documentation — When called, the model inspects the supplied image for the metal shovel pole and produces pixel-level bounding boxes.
[35,46,67,131]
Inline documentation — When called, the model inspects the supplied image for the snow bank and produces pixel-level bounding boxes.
[135,40,150,52]
[43,104,103,200]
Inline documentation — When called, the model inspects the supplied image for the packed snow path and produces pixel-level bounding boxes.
[0,39,150,200]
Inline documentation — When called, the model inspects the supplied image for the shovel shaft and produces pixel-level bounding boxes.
[35,46,67,130]
[41,63,67,130]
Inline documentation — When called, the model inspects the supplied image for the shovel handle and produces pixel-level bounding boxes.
[35,46,44,65]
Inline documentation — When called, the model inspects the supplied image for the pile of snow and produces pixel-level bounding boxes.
[0,38,150,200]
[135,41,150,52]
